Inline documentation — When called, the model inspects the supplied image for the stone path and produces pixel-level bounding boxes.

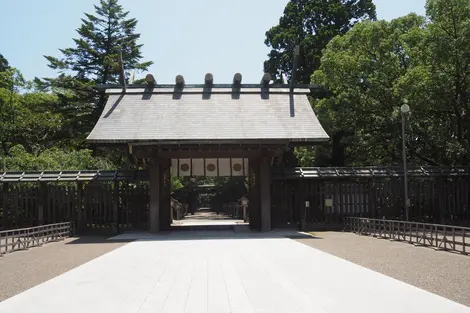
[0,231,469,313]
[172,211,247,227]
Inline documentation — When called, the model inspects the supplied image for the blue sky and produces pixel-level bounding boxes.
[0,0,426,84]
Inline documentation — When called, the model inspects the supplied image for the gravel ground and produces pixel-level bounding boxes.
[0,236,130,302]
[296,231,470,307]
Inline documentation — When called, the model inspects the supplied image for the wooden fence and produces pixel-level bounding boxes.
[1,168,469,232]
[271,176,470,227]
[0,182,149,233]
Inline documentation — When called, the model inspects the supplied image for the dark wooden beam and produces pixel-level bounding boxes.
[205,73,214,86]
[159,158,172,231]
[149,159,160,233]
[260,157,272,231]
[290,45,300,92]
[248,158,261,230]
[132,147,283,159]
[233,73,242,85]
[261,73,272,86]
[145,74,156,86]
[175,75,185,87]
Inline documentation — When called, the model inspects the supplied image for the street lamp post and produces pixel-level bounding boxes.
[401,103,410,221]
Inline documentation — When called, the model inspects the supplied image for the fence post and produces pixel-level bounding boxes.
[368,178,376,218]
[2,183,9,229]
[113,181,120,234]
[438,177,446,224]
[76,182,84,233]
[37,182,47,226]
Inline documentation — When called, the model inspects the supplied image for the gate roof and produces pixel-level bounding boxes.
[87,83,329,145]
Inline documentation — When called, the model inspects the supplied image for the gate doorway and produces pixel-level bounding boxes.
[169,160,250,229]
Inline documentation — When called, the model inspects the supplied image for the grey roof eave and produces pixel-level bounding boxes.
[86,137,330,145]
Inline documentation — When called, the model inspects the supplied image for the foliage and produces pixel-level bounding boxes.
[0,70,95,156]
[0,0,155,173]
[44,0,152,85]
[422,0,470,164]
[0,145,114,171]
[0,62,117,169]
[41,0,153,144]
[171,176,246,208]
[171,176,184,191]
[0,68,27,155]
[0,53,9,73]
[307,0,470,166]
[264,0,376,83]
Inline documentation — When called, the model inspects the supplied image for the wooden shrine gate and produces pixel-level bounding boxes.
[1,167,469,233]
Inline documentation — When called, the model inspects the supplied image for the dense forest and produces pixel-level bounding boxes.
[0,0,468,172]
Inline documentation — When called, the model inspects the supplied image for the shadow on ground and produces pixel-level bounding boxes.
[103,228,325,242]
[68,221,336,243]
[66,236,135,245]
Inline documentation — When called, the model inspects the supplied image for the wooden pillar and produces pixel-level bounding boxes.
[159,158,172,231]
[248,158,261,230]
[149,160,160,233]
[260,157,272,231]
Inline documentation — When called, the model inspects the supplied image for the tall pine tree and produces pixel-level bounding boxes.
[42,0,153,139]
[0,54,10,72]
[45,0,152,85]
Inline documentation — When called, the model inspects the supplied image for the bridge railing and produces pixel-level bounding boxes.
[0,222,72,256]
[343,217,469,255]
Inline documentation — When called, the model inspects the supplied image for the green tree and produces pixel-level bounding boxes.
[309,0,470,166]
[0,67,101,158]
[0,68,26,155]
[421,0,470,164]
[0,54,9,72]
[45,0,152,85]
[264,0,376,84]
[42,0,153,132]
[311,15,428,165]
[14,93,64,154]
[0,145,114,171]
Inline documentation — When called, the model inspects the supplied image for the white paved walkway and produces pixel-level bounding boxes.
[0,231,468,313]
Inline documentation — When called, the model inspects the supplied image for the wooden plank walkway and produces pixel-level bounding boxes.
[0,231,468,313]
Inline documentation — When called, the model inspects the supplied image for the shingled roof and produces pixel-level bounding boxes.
[87,80,329,145]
